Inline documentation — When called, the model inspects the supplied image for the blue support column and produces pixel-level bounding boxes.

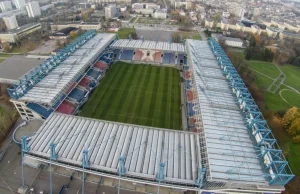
[49,143,58,194]
[195,168,206,188]
[21,136,30,188]
[82,149,89,194]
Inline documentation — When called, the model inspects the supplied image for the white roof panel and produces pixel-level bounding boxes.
[19,33,115,105]
[26,113,201,187]
[186,39,267,185]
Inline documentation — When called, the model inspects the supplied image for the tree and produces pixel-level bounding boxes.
[282,107,299,130]
[2,43,10,53]
[171,32,181,43]
[288,118,300,135]
[292,135,300,143]
[69,31,77,39]
[130,32,138,40]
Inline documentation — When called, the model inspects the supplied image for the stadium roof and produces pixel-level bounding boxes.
[110,39,186,53]
[19,33,115,106]
[26,113,201,188]
[186,40,268,185]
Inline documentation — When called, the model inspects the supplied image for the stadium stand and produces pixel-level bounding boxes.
[185,80,191,89]
[177,54,184,65]
[87,68,102,80]
[169,53,175,64]
[133,49,143,61]
[26,103,54,118]
[162,53,170,64]
[153,51,162,63]
[56,100,76,114]
[94,61,107,71]
[68,87,88,103]
[65,82,76,95]
[162,53,175,64]
[120,50,134,60]
[78,77,93,90]
[187,102,195,117]
[52,94,66,109]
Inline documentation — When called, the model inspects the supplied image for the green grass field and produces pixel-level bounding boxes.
[280,65,300,91]
[247,60,280,79]
[80,62,182,129]
[105,28,136,39]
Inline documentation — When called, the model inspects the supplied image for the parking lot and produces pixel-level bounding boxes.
[28,40,56,55]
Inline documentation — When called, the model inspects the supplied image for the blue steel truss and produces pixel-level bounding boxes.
[208,37,294,186]
[7,30,97,104]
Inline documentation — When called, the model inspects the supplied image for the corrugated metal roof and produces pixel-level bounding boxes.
[111,39,186,53]
[19,33,115,105]
[27,113,201,186]
[186,40,268,185]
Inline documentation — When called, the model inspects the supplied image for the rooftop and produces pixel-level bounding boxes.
[186,40,266,185]
[0,23,41,34]
[111,39,186,53]
[26,113,201,189]
[18,33,115,106]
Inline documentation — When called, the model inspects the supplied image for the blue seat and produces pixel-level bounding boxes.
[120,50,134,60]
[68,87,87,103]
[87,69,102,80]
[162,53,170,64]
[177,54,184,65]
[184,66,190,70]
[186,80,191,89]
[169,53,175,64]
[27,102,54,118]
[187,103,195,117]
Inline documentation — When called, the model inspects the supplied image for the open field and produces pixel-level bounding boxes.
[247,60,280,79]
[80,62,182,130]
[179,31,201,40]
[280,65,300,91]
[135,17,164,24]
[105,28,136,39]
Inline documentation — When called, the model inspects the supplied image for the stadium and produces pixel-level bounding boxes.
[8,30,294,193]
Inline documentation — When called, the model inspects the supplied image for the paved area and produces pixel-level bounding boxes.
[136,28,175,41]
[28,40,56,55]
[0,55,41,84]
[14,120,44,143]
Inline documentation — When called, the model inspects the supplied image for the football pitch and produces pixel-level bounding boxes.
[80,62,182,130]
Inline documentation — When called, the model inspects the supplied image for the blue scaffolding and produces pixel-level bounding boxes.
[208,37,294,186]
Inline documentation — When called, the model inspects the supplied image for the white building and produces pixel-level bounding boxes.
[224,37,243,48]
[132,3,160,10]
[0,1,13,12]
[3,15,19,30]
[14,0,26,9]
[105,5,117,19]
[26,1,41,18]
[154,9,167,19]
[40,3,54,11]
[234,7,245,19]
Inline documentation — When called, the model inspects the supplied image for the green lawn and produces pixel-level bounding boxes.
[280,64,300,91]
[253,72,273,90]
[0,59,5,63]
[180,31,201,40]
[280,89,300,108]
[135,17,163,24]
[247,60,280,79]
[106,28,136,39]
[80,62,182,130]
